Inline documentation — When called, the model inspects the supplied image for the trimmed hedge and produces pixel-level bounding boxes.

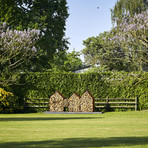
[12,71,148,112]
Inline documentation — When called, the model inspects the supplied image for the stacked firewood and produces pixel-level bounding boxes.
[68,93,80,112]
[79,91,94,112]
[49,91,64,112]
[49,90,94,112]
[63,99,69,107]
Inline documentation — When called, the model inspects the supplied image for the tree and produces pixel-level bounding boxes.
[104,10,148,71]
[82,32,128,71]
[82,0,148,72]
[82,36,102,67]
[0,0,69,71]
[111,0,148,25]
[0,23,40,87]
[63,51,83,72]
[50,50,83,72]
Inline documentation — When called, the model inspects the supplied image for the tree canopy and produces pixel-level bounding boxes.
[49,50,83,72]
[82,36,102,67]
[104,10,148,71]
[82,33,129,71]
[0,0,69,70]
[0,23,40,87]
[82,0,148,72]
[111,0,148,25]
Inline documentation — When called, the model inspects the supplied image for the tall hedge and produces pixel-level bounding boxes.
[13,71,148,111]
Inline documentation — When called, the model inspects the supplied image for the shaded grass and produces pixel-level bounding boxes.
[1,137,148,148]
[0,111,148,148]
[0,116,101,121]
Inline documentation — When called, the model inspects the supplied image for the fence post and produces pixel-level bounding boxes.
[105,97,110,111]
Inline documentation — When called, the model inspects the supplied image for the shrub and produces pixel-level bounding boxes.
[0,88,19,113]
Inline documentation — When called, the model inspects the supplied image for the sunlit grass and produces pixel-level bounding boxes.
[0,111,148,148]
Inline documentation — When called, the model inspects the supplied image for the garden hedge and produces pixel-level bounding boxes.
[12,71,148,112]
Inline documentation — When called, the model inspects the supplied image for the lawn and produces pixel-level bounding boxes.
[0,111,148,148]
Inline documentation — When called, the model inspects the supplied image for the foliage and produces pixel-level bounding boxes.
[12,72,148,112]
[0,88,19,113]
[82,10,148,72]
[82,32,129,71]
[0,23,40,87]
[104,10,148,72]
[50,50,83,72]
[82,36,103,67]
[111,0,148,25]
[84,66,110,73]
[0,0,69,71]
[62,51,83,72]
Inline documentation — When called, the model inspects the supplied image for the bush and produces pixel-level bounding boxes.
[0,88,19,113]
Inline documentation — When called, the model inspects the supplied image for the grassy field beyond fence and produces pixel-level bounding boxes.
[0,111,148,148]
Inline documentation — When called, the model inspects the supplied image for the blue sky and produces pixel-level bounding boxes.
[65,0,117,60]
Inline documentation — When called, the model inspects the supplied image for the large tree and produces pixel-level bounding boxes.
[82,32,128,71]
[82,0,148,72]
[110,0,148,71]
[82,36,102,67]
[50,50,83,72]
[0,0,69,71]
[104,10,148,72]
[0,23,40,87]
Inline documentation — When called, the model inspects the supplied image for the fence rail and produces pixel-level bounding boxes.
[95,98,137,111]
[24,97,137,111]
[24,98,49,108]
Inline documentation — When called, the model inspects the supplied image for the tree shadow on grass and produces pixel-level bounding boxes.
[0,117,102,122]
[0,137,148,148]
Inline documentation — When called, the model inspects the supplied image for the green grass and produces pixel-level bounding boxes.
[0,111,148,148]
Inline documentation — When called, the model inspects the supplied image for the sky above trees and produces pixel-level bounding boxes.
[66,0,117,60]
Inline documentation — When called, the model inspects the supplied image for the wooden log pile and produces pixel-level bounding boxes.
[49,90,94,112]
[63,99,69,107]
[68,93,80,112]
[49,91,64,112]
[79,91,94,112]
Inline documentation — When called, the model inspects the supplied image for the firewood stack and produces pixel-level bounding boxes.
[68,93,80,112]
[49,91,64,112]
[79,91,94,112]
[63,99,69,107]
[49,90,94,112]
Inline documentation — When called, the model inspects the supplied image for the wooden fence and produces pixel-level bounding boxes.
[24,98,49,108]
[24,97,137,111]
[95,98,137,111]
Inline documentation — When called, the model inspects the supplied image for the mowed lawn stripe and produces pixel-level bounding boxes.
[0,111,148,148]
